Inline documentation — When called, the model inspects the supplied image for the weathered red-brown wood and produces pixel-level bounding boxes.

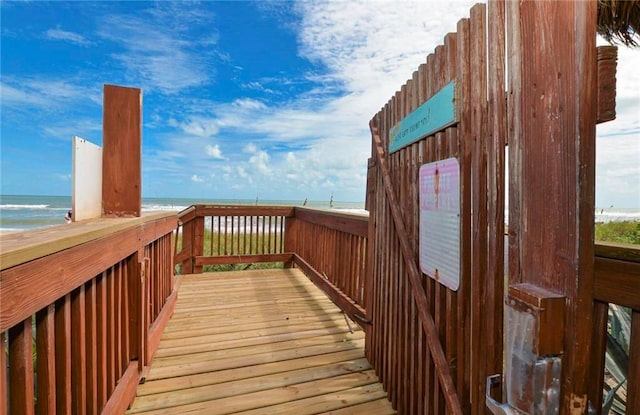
[370,123,463,415]
[596,45,617,124]
[293,254,368,328]
[195,253,293,266]
[469,5,489,413]
[102,84,142,217]
[101,362,139,414]
[147,288,177,364]
[506,1,597,412]
[122,258,131,373]
[1,215,176,331]
[486,1,506,402]
[36,305,56,415]
[195,205,294,218]
[9,318,35,415]
[107,265,116,393]
[191,216,204,274]
[71,285,87,415]
[55,295,72,415]
[594,257,640,309]
[85,279,98,414]
[96,272,108,408]
[455,16,472,410]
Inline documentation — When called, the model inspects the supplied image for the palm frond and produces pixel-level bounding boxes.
[598,0,640,47]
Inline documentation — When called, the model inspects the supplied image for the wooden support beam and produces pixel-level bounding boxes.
[506,1,597,412]
[369,122,463,415]
[102,84,142,217]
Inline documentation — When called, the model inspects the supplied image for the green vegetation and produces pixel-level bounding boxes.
[175,227,284,274]
[595,220,640,245]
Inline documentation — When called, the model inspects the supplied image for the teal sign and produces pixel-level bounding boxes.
[389,81,456,153]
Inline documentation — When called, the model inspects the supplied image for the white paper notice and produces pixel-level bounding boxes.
[419,157,460,291]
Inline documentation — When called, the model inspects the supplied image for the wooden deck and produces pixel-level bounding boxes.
[127,268,394,415]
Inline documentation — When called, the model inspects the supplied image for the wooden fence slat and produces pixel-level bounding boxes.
[96,272,108,408]
[469,5,489,413]
[71,285,87,415]
[486,0,506,396]
[370,122,463,415]
[36,305,56,415]
[55,294,72,415]
[8,318,35,415]
[85,279,98,414]
[455,15,472,412]
[107,266,116,393]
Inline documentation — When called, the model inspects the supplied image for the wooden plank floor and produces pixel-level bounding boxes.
[127,268,395,415]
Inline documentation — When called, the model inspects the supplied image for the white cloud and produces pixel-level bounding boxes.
[205,144,224,159]
[97,5,218,94]
[191,174,204,183]
[142,0,637,204]
[181,118,219,138]
[1,78,101,110]
[44,28,92,46]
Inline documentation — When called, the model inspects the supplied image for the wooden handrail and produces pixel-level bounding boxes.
[1,212,174,271]
[593,242,640,309]
[1,211,178,414]
[293,207,368,237]
[1,213,176,331]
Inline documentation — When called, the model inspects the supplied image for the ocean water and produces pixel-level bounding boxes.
[1,194,638,233]
[0,195,366,232]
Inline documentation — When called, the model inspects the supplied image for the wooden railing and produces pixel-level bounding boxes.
[589,242,640,414]
[1,212,177,415]
[174,205,369,325]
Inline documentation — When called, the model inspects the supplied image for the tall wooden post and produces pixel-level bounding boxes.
[507,1,597,413]
[102,85,142,217]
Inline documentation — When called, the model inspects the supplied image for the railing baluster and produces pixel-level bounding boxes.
[96,272,108,408]
[71,285,87,414]
[85,279,98,414]
[8,317,35,415]
[36,304,56,415]
[107,266,116,393]
[55,294,71,414]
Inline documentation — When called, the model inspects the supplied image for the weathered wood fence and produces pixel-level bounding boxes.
[365,0,637,414]
[366,3,504,413]
[1,213,177,414]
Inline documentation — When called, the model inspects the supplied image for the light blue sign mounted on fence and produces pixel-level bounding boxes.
[389,81,456,153]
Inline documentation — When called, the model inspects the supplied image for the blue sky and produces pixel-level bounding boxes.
[1,1,638,207]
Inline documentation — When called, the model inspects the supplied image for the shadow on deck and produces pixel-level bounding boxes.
[127,268,394,415]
